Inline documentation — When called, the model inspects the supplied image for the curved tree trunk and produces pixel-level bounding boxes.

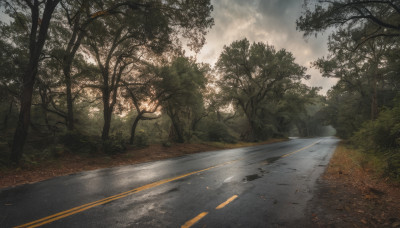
[129,112,143,144]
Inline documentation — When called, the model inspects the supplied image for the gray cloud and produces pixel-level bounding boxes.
[192,0,337,94]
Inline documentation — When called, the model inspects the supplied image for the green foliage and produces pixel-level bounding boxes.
[215,38,313,141]
[297,0,400,179]
[102,132,127,155]
[60,131,98,154]
[352,103,400,151]
[296,0,400,46]
[156,56,208,143]
[351,101,400,179]
[134,130,149,148]
[205,122,236,143]
[162,141,172,147]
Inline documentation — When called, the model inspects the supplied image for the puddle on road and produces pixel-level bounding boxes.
[242,167,270,183]
[243,174,262,182]
[258,168,269,174]
[262,156,281,165]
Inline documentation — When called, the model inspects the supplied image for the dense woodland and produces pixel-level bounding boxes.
[0,0,398,179]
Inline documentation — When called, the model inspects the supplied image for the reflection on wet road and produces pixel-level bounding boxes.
[0,137,339,227]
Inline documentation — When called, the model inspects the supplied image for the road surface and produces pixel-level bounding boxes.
[0,137,338,227]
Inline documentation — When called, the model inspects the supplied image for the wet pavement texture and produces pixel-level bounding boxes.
[0,137,339,227]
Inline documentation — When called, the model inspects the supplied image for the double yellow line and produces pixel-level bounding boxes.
[181,195,238,228]
[281,140,321,158]
[15,160,240,228]
[15,140,321,228]
[179,140,322,228]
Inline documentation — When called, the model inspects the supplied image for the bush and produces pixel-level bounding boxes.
[134,131,149,147]
[387,153,400,180]
[103,132,127,155]
[352,105,400,151]
[60,130,98,154]
[351,103,400,180]
[206,122,236,143]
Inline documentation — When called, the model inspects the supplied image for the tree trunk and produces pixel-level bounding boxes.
[11,67,36,163]
[10,0,60,164]
[65,69,74,130]
[371,74,378,120]
[129,112,143,144]
[170,116,184,143]
[63,28,85,131]
[102,104,112,141]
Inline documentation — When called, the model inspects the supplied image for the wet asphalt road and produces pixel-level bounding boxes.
[0,137,339,228]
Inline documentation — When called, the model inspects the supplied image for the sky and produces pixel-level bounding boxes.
[190,0,338,94]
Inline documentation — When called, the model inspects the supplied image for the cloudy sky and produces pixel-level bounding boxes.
[191,0,338,94]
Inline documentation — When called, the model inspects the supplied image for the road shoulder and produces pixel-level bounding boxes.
[306,143,400,227]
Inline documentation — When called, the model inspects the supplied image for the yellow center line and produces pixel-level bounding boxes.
[14,159,241,228]
[16,140,321,228]
[280,140,321,158]
[216,195,238,209]
[179,140,322,228]
[181,212,209,228]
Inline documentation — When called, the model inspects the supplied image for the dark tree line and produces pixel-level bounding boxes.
[0,0,214,164]
[297,0,400,178]
[0,0,329,166]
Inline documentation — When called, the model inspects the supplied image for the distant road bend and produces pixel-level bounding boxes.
[0,137,339,227]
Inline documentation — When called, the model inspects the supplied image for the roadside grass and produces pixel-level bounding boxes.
[327,142,388,182]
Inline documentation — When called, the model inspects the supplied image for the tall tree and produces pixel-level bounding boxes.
[314,29,397,119]
[84,0,213,141]
[2,0,61,163]
[215,39,310,141]
[155,57,208,143]
[121,62,164,145]
[53,0,173,130]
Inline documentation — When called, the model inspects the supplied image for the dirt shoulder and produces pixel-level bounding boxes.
[307,142,400,228]
[0,139,286,189]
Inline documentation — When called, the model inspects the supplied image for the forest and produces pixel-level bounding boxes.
[0,0,399,180]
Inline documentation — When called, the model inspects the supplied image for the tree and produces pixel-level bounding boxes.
[83,0,213,141]
[155,57,208,143]
[0,22,26,131]
[53,0,195,131]
[121,63,163,145]
[2,0,61,163]
[314,28,397,120]
[297,0,400,140]
[297,0,400,49]
[215,39,310,141]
